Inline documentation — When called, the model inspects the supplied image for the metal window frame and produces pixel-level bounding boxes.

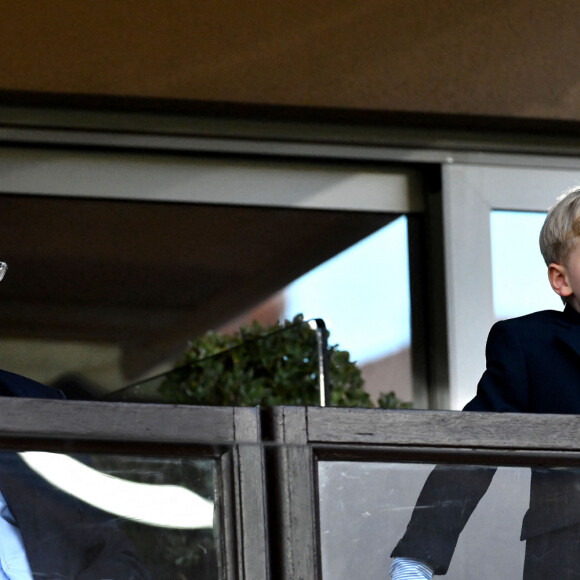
[7,106,580,410]
[0,138,428,406]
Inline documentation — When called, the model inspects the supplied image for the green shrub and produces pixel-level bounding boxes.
[159,314,412,409]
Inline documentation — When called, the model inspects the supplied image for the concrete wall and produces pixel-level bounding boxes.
[2,1,579,121]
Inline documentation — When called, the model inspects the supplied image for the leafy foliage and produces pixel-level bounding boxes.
[159,314,412,409]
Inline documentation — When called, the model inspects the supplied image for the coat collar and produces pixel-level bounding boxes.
[556,305,580,359]
[562,304,580,327]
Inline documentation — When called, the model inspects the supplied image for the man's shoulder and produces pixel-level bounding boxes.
[0,369,64,399]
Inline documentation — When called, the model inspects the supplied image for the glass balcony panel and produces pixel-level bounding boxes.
[1,450,218,580]
[318,460,539,579]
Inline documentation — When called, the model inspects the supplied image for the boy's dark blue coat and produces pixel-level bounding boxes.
[465,305,580,415]
[392,305,580,574]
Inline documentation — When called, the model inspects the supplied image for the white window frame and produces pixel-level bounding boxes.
[0,146,423,213]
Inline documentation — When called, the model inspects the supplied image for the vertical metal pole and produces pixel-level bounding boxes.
[308,319,330,407]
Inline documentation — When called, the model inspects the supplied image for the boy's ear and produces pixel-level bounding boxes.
[548,263,573,298]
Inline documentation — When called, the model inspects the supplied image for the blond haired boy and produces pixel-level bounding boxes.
[391,186,580,579]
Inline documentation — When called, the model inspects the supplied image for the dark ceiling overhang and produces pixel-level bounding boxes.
[0,194,396,379]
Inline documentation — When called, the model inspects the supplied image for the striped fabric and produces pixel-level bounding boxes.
[0,491,33,579]
[389,557,433,580]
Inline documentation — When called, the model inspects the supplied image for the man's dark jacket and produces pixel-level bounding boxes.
[0,368,150,579]
[392,306,580,574]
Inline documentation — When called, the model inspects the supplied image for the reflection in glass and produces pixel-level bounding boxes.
[285,217,412,404]
[106,317,328,406]
[318,461,530,580]
[0,450,217,579]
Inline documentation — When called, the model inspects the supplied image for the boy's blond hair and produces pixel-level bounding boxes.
[540,186,580,266]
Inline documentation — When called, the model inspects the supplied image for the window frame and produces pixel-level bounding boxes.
[8,107,580,408]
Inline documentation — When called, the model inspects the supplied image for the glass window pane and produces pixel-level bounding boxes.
[3,450,218,579]
[284,216,412,405]
[216,215,413,407]
[318,461,531,579]
[490,210,562,320]
[108,317,329,406]
[0,195,394,399]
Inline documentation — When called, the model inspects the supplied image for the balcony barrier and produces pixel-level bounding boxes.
[0,399,579,579]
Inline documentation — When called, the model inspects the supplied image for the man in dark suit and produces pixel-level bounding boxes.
[0,264,150,579]
[391,187,580,579]
[0,369,150,579]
